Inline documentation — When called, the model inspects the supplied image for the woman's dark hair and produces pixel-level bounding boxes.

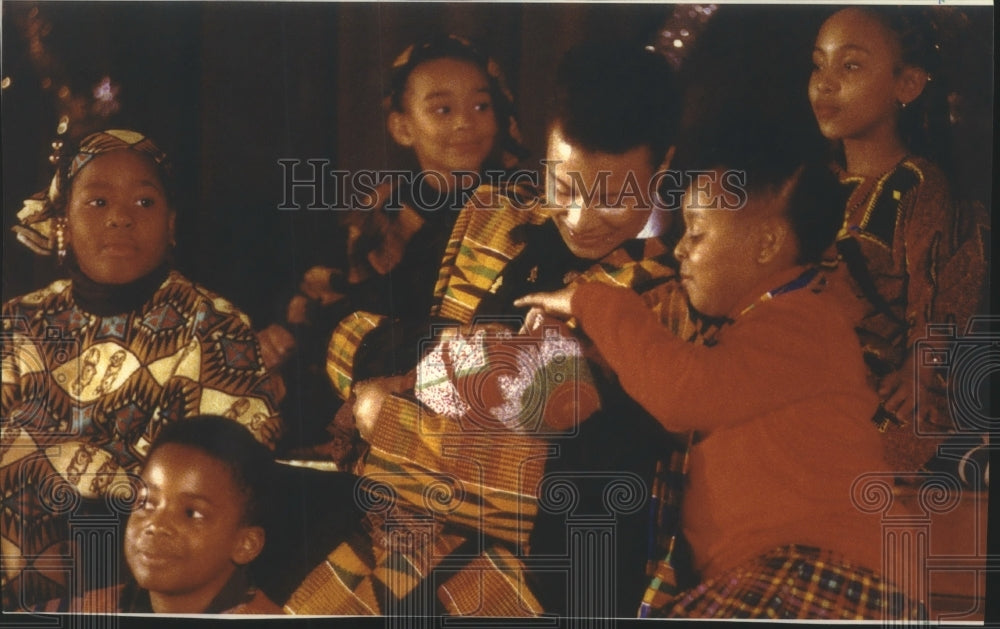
[145,415,274,528]
[857,6,951,167]
[551,41,679,167]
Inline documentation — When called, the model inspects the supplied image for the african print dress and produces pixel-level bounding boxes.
[2,270,283,609]
[820,156,990,471]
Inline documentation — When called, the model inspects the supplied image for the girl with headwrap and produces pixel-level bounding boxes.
[2,129,284,610]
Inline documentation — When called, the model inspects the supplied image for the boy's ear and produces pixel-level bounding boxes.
[896,66,929,107]
[231,526,265,566]
[387,111,415,147]
[756,217,790,265]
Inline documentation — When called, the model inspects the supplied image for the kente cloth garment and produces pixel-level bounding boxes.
[325,181,543,401]
[283,31,529,446]
[819,156,990,471]
[13,129,169,257]
[636,434,695,618]
[652,545,926,620]
[290,187,702,616]
[282,177,490,450]
[34,570,283,614]
[571,268,906,614]
[2,271,283,609]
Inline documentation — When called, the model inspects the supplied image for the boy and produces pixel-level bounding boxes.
[517,153,922,618]
[40,416,282,614]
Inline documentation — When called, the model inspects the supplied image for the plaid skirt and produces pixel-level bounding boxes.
[654,545,927,620]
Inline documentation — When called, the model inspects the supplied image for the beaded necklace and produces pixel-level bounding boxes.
[736,267,819,319]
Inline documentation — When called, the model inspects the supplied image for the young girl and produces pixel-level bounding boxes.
[808,7,989,471]
[3,130,283,610]
[257,34,527,450]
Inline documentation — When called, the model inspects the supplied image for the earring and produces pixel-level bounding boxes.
[55,218,67,264]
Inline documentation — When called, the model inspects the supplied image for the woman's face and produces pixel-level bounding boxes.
[66,150,175,284]
[545,126,655,261]
[808,8,904,144]
[391,57,499,177]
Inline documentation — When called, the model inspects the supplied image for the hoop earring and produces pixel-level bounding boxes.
[55,218,68,264]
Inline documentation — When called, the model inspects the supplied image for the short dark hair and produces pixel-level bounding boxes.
[551,41,679,166]
[146,416,274,527]
[675,91,842,265]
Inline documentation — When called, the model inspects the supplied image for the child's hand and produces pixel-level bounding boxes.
[515,285,577,321]
[878,354,941,428]
[351,375,414,441]
[300,266,346,306]
[258,323,296,369]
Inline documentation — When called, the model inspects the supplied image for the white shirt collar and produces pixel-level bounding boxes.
[634,203,668,239]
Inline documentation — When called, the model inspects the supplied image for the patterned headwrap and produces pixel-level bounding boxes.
[385,34,527,169]
[13,129,170,256]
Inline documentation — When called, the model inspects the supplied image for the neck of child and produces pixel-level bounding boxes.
[424,169,480,195]
[842,133,909,178]
[148,572,234,614]
[733,259,809,319]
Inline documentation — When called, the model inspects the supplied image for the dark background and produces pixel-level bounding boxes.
[1,2,995,621]
[3,2,991,326]
[1,1,675,320]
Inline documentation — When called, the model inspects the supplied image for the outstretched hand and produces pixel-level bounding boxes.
[515,285,577,334]
[514,285,577,319]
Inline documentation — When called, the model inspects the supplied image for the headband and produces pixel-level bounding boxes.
[386,34,527,169]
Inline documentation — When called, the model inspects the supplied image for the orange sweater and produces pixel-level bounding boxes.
[572,266,890,579]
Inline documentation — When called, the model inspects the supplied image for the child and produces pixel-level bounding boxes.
[3,130,283,610]
[516,154,923,618]
[257,34,526,450]
[72,416,278,613]
[123,415,280,613]
[34,416,281,614]
[808,7,989,471]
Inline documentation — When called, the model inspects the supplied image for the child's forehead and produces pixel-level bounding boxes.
[142,443,235,485]
[406,57,490,92]
[821,9,898,51]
